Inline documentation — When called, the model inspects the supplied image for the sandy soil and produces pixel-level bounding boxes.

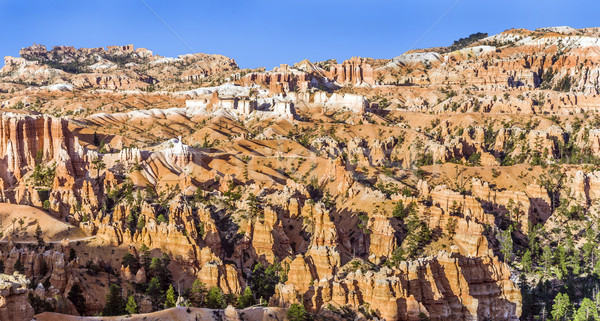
[0,203,87,242]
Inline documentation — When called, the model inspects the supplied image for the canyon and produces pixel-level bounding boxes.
[0,26,600,320]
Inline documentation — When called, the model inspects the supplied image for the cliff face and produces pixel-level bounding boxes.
[273,251,520,321]
[0,113,89,211]
[327,57,375,86]
[237,64,311,94]
[0,113,78,183]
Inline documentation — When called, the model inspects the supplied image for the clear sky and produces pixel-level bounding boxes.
[0,0,597,69]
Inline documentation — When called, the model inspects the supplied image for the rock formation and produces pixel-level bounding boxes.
[0,273,34,321]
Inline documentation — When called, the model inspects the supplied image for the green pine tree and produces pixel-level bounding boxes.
[140,244,151,270]
[103,284,126,316]
[551,292,572,321]
[522,249,532,273]
[35,224,44,247]
[146,276,163,311]
[164,285,176,308]
[543,245,553,276]
[573,297,598,321]
[67,283,86,315]
[237,287,256,308]
[125,295,138,315]
[499,226,513,264]
[189,279,207,307]
[206,286,226,309]
[287,303,309,321]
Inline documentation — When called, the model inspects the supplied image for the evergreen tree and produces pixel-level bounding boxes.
[404,214,432,258]
[140,244,151,271]
[126,295,138,315]
[570,248,581,275]
[67,283,86,315]
[148,253,173,291]
[287,303,309,321]
[28,292,54,314]
[593,259,600,278]
[522,249,532,273]
[555,244,568,278]
[159,254,173,288]
[146,276,163,311]
[35,224,44,247]
[445,217,457,240]
[103,284,126,316]
[237,287,256,308]
[248,262,282,302]
[136,217,146,231]
[528,224,541,259]
[499,226,513,264]
[149,256,161,272]
[206,286,226,309]
[519,274,534,321]
[0,259,5,273]
[13,257,24,273]
[573,297,598,321]
[551,292,572,321]
[164,285,176,308]
[188,279,207,307]
[543,245,553,276]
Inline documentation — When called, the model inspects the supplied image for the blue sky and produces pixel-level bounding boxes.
[0,0,597,69]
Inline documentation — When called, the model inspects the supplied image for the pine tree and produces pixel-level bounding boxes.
[574,297,598,321]
[206,286,226,309]
[556,244,568,278]
[159,254,173,290]
[551,292,572,321]
[543,245,553,276]
[237,287,256,308]
[189,279,207,307]
[125,295,138,315]
[499,226,513,264]
[248,262,282,302]
[522,249,532,273]
[403,214,432,258]
[136,217,145,231]
[164,285,176,308]
[148,253,173,291]
[445,217,457,240]
[140,244,151,270]
[13,257,24,273]
[287,303,309,321]
[35,224,44,247]
[67,283,86,315]
[103,284,126,316]
[146,276,163,310]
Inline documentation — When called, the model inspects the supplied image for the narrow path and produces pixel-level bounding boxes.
[0,235,96,245]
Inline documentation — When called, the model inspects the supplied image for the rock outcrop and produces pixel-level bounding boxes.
[0,273,34,321]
